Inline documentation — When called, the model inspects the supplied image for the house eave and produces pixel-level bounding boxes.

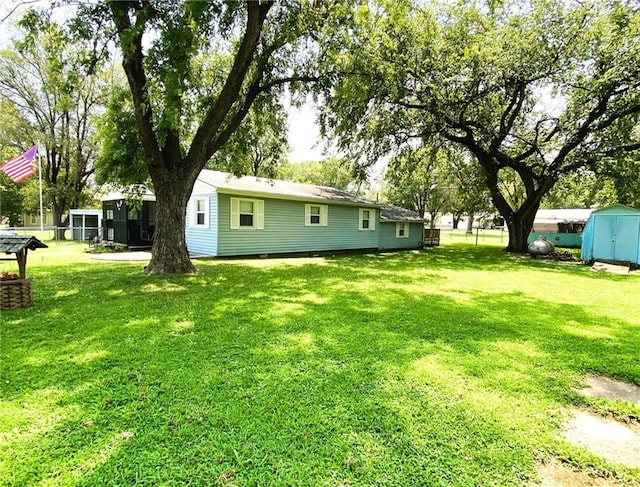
[215,188,381,207]
[381,218,425,223]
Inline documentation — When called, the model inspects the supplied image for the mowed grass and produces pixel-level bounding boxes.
[1,240,639,486]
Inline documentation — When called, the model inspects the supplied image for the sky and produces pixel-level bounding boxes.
[286,102,327,163]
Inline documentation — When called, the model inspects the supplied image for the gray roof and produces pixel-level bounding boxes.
[98,170,421,220]
[0,235,48,254]
[535,208,593,223]
[380,204,424,223]
[100,185,156,202]
[194,170,380,207]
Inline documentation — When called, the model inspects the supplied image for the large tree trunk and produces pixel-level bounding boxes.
[452,213,461,229]
[145,172,197,274]
[491,201,539,253]
[504,209,536,253]
[482,164,553,253]
[466,214,474,234]
[53,206,67,240]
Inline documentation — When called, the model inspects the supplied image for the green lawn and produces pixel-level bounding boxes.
[1,241,639,486]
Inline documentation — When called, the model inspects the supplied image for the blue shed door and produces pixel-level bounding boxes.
[593,216,615,260]
[614,216,639,263]
[593,216,639,262]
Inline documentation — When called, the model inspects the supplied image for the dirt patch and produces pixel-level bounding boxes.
[536,375,640,485]
[535,459,625,487]
[562,410,640,469]
[577,375,640,407]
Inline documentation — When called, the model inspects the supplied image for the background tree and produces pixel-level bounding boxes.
[277,158,361,191]
[94,83,149,187]
[0,98,33,226]
[541,169,617,209]
[592,154,640,209]
[0,9,107,239]
[210,94,289,179]
[318,0,640,252]
[0,173,25,227]
[447,156,493,232]
[385,144,454,227]
[384,141,492,230]
[79,1,326,273]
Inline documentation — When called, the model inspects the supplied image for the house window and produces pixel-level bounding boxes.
[192,197,209,228]
[31,215,37,224]
[196,200,206,225]
[359,208,376,231]
[305,204,328,226]
[239,200,254,226]
[230,197,264,229]
[396,222,410,238]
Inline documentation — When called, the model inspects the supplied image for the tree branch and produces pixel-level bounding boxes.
[491,79,526,152]
[188,1,274,167]
[109,1,163,167]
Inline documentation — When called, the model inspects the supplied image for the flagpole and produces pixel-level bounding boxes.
[38,143,44,235]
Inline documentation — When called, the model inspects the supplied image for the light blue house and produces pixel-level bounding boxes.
[185,170,424,257]
[581,204,640,265]
[378,204,425,251]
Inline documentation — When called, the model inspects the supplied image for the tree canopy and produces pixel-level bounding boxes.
[209,93,290,179]
[277,158,361,191]
[317,0,640,252]
[384,141,492,229]
[0,8,107,237]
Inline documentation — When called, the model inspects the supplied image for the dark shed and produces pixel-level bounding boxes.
[101,187,156,248]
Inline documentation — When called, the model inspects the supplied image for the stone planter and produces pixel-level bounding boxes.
[0,277,33,309]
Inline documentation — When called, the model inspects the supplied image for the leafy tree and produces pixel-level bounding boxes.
[385,144,454,227]
[541,169,617,209]
[277,158,361,191]
[593,153,640,208]
[94,83,148,186]
[0,9,107,239]
[0,173,25,227]
[447,156,493,231]
[318,0,640,252]
[0,99,33,226]
[210,94,289,178]
[78,1,327,273]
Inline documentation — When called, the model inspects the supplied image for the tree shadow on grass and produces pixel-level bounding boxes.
[1,254,639,486]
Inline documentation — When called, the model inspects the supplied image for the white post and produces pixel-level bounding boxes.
[37,144,44,234]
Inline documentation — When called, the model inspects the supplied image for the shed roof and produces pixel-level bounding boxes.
[589,203,640,215]
[380,204,424,223]
[534,208,593,223]
[194,170,380,207]
[100,185,156,202]
[0,235,48,254]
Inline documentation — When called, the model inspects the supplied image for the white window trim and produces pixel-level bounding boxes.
[191,197,210,228]
[358,208,376,231]
[230,197,264,230]
[305,204,328,226]
[396,222,410,238]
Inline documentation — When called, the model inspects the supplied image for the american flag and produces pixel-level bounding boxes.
[0,145,37,183]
